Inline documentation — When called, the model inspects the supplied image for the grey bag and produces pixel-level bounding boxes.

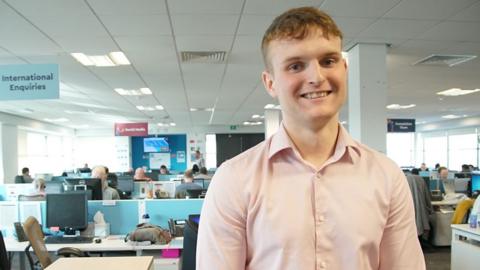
[127,223,172,244]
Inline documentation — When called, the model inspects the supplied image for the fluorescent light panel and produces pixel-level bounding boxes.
[386,104,416,110]
[441,114,468,119]
[436,88,480,96]
[71,51,131,67]
[44,118,69,122]
[136,105,164,111]
[115,88,152,96]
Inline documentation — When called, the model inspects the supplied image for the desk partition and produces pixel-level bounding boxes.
[0,199,204,236]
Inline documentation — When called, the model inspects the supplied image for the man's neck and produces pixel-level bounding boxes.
[284,117,340,170]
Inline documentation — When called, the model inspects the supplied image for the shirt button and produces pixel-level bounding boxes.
[319,215,325,222]
[320,261,327,269]
[316,172,321,179]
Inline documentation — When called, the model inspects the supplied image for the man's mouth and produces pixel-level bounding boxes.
[300,91,332,99]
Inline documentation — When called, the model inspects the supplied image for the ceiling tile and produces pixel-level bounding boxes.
[171,14,239,35]
[321,0,400,18]
[383,0,478,20]
[244,0,325,15]
[168,0,243,14]
[88,0,167,15]
[100,14,172,36]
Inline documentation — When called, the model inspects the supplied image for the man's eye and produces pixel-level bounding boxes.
[287,63,303,71]
[323,58,338,66]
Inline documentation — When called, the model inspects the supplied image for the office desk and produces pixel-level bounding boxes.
[46,256,154,270]
[5,236,183,270]
[451,224,480,270]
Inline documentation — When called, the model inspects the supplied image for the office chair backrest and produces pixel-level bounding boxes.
[14,175,25,183]
[181,220,199,270]
[18,195,45,201]
[23,216,52,268]
[0,231,10,270]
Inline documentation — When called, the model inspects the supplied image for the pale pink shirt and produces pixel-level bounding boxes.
[197,124,425,270]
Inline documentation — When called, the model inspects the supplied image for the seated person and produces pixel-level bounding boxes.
[92,166,120,200]
[15,167,33,183]
[31,178,46,196]
[78,163,92,173]
[160,165,170,175]
[134,167,152,181]
[194,167,212,180]
[192,164,200,175]
[175,170,203,198]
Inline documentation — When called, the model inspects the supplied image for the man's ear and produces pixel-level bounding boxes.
[261,70,277,98]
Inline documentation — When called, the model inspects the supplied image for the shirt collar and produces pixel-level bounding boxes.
[268,123,362,163]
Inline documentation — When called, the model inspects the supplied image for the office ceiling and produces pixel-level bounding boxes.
[0,0,479,131]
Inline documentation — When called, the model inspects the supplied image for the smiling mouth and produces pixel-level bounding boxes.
[300,91,332,99]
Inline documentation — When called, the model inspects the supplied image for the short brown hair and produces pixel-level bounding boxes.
[261,7,343,69]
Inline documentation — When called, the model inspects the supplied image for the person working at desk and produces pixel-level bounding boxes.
[160,165,169,175]
[193,150,205,169]
[92,166,120,200]
[175,169,202,199]
[197,7,425,270]
[15,167,33,183]
[134,167,152,181]
[32,178,46,196]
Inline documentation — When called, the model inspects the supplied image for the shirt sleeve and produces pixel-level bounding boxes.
[196,162,247,270]
[379,169,426,270]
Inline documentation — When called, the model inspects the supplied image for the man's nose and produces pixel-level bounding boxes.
[307,61,325,86]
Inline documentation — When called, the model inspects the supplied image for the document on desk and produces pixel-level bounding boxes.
[0,202,18,228]
[19,202,42,223]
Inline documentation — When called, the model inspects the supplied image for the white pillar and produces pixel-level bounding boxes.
[264,109,281,139]
[347,43,388,153]
[0,124,18,183]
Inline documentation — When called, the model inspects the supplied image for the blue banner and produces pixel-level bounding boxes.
[0,64,59,100]
[387,118,415,132]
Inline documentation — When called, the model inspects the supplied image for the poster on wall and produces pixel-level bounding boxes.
[176,151,185,163]
[149,153,171,169]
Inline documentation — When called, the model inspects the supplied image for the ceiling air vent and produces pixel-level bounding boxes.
[181,51,227,63]
[412,54,477,67]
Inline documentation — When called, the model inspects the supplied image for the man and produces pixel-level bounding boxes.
[194,167,212,180]
[92,166,120,200]
[420,162,428,171]
[193,150,205,169]
[15,167,33,183]
[197,7,425,270]
[438,166,449,180]
[175,169,203,198]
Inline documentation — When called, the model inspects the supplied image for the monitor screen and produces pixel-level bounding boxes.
[117,176,134,193]
[45,181,64,194]
[46,192,88,231]
[472,173,480,193]
[64,178,103,200]
[186,189,207,199]
[143,137,170,152]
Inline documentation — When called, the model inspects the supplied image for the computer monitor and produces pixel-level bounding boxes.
[153,181,176,198]
[419,171,430,177]
[46,192,88,233]
[471,173,480,193]
[51,176,66,182]
[442,179,456,195]
[45,181,64,194]
[145,171,159,181]
[158,174,172,181]
[64,178,103,200]
[186,189,207,199]
[454,178,470,194]
[117,176,134,193]
[193,179,204,188]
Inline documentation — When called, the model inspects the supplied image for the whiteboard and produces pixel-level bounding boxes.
[149,153,171,169]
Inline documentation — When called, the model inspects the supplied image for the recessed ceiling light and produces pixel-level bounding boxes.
[436,88,480,96]
[155,105,164,110]
[44,118,69,123]
[136,106,145,111]
[115,88,152,96]
[140,88,152,95]
[264,104,281,109]
[71,51,131,67]
[386,104,416,110]
[109,51,131,65]
[170,122,176,126]
[190,107,213,112]
[243,121,263,126]
[441,114,468,119]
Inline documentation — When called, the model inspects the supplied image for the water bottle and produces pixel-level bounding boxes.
[468,214,477,228]
[142,213,150,224]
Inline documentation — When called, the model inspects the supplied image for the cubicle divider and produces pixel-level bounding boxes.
[0,199,204,236]
[146,199,203,228]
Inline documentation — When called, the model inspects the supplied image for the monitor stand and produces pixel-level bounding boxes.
[63,227,77,237]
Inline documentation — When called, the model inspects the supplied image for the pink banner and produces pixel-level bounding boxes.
[114,123,148,136]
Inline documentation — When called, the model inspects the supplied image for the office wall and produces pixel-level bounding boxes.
[132,134,187,172]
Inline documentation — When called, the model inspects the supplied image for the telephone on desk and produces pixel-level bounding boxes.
[168,219,186,237]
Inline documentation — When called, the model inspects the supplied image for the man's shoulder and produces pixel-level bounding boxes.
[220,138,269,169]
[352,140,400,170]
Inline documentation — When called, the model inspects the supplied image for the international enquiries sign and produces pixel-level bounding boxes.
[387,118,416,133]
[0,64,59,100]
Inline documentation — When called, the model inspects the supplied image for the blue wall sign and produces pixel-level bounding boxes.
[0,64,59,100]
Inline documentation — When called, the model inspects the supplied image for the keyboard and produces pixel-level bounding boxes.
[44,236,93,244]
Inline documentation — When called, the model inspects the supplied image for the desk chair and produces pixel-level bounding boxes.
[452,198,475,224]
[18,195,45,201]
[181,219,199,270]
[0,231,10,270]
[23,216,88,270]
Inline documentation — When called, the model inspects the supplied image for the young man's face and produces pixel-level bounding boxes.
[262,29,347,127]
